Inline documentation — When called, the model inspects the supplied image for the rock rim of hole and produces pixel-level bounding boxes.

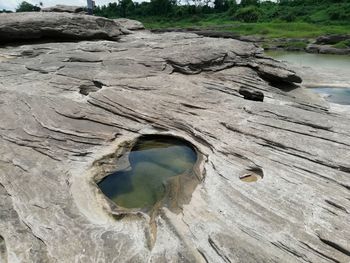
[92,134,205,218]
[239,166,264,182]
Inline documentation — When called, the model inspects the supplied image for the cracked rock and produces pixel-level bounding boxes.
[0,14,349,263]
[0,12,125,43]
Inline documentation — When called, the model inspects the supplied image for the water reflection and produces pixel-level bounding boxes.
[98,136,197,209]
[311,87,350,105]
[266,51,350,105]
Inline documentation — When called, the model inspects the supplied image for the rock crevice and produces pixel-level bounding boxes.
[0,13,349,263]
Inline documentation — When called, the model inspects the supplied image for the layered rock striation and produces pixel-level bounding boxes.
[41,5,86,14]
[0,12,349,263]
[0,12,124,42]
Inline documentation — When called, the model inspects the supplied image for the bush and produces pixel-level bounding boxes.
[262,43,270,49]
[234,6,261,23]
[333,39,350,49]
[328,4,350,21]
[189,15,201,23]
[259,28,270,35]
[227,5,238,16]
[280,12,296,22]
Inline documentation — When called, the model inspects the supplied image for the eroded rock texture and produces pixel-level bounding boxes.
[114,18,145,31]
[0,12,124,42]
[0,17,349,263]
[41,5,86,14]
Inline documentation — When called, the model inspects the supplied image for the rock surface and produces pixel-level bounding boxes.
[306,35,350,55]
[41,5,86,13]
[306,44,350,55]
[315,34,350,45]
[0,12,124,42]
[151,28,264,43]
[114,18,145,31]
[0,15,350,263]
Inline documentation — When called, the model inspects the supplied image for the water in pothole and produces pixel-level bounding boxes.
[98,136,197,209]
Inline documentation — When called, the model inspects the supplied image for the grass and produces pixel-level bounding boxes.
[137,14,350,39]
[262,40,308,50]
[333,39,350,49]
[283,41,308,49]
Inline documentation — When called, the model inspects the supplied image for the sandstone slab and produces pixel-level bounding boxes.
[0,12,124,43]
[315,34,350,45]
[306,44,350,55]
[0,18,349,263]
[41,5,86,13]
[114,18,145,31]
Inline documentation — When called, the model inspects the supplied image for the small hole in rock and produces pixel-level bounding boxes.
[79,81,103,96]
[239,166,264,183]
[239,87,264,102]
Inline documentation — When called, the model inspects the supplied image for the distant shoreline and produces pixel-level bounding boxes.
[150,27,350,55]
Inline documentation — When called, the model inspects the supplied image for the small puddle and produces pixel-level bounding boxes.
[310,87,350,105]
[97,135,198,210]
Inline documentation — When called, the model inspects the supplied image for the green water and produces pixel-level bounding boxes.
[98,136,197,209]
[265,51,350,69]
[311,87,350,105]
[266,51,350,105]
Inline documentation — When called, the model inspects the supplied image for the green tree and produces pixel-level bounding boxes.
[240,0,259,7]
[214,0,230,12]
[149,0,175,16]
[133,2,151,16]
[16,1,41,12]
[119,0,135,17]
[0,9,12,13]
[228,0,238,8]
[227,0,238,15]
[235,5,261,22]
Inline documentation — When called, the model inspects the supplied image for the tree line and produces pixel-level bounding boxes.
[2,0,349,24]
[93,0,350,23]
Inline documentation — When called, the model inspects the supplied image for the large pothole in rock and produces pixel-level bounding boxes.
[95,135,202,214]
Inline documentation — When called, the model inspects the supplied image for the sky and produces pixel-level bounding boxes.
[0,0,119,11]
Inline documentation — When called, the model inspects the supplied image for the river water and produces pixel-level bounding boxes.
[266,51,350,105]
